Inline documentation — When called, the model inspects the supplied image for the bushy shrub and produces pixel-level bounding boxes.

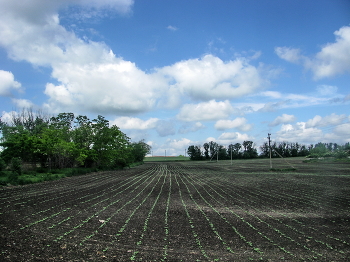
[335,150,348,159]
[8,157,22,184]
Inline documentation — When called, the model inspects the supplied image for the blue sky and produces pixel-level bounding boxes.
[0,0,350,156]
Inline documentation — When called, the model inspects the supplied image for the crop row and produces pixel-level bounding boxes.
[1,163,349,261]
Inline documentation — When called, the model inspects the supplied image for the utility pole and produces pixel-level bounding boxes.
[231,144,233,165]
[268,133,272,169]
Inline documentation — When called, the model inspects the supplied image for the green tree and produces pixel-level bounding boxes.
[131,140,152,162]
[187,145,203,160]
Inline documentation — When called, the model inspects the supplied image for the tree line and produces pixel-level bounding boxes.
[187,140,350,161]
[0,110,151,170]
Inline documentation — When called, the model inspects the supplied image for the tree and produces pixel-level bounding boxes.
[218,145,227,160]
[203,143,210,159]
[187,145,203,160]
[208,141,218,159]
[242,140,257,159]
[131,140,152,162]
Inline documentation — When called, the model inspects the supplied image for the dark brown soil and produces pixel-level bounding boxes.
[1,158,349,261]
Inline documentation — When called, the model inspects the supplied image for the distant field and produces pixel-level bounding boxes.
[144,156,190,161]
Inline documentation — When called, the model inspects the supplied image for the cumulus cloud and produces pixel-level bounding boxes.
[305,113,347,128]
[0,1,275,115]
[1,0,164,115]
[269,114,296,127]
[44,59,167,114]
[159,54,268,101]
[214,117,252,131]
[0,70,21,96]
[333,123,350,137]
[276,122,324,143]
[276,114,350,144]
[276,26,350,79]
[111,117,158,129]
[306,26,350,79]
[177,100,234,122]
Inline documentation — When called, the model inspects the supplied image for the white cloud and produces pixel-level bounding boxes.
[260,91,282,99]
[0,1,275,115]
[275,114,350,144]
[0,70,21,96]
[307,26,350,79]
[332,123,350,138]
[316,85,338,96]
[0,111,15,124]
[305,113,347,128]
[44,60,167,114]
[1,0,160,115]
[111,117,158,130]
[214,117,252,131]
[276,26,350,79]
[167,25,178,31]
[167,138,192,150]
[217,132,252,144]
[159,54,269,101]
[269,114,296,127]
[276,122,324,143]
[12,98,35,109]
[177,100,234,122]
[275,47,302,63]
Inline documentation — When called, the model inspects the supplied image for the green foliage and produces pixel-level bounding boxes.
[0,157,6,171]
[8,157,22,184]
[187,145,203,160]
[0,110,151,176]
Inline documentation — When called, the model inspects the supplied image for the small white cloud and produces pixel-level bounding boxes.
[269,114,296,127]
[167,25,178,31]
[0,70,21,96]
[215,117,252,131]
[12,98,35,109]
[217,132,252,144]
[111,117,158,130]
[260,91,282,99]
[316,85,338,96]
[177,100,233,122]
[275,47,302,63]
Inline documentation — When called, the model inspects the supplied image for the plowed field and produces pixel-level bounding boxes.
[1,158,349,261]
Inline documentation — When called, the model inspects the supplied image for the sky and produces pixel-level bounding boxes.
[0,0,350,156]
